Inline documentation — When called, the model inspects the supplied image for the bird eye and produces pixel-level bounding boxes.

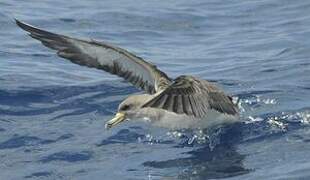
[120,104,130,111]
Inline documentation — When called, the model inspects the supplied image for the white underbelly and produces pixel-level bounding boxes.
[136,108,240,130]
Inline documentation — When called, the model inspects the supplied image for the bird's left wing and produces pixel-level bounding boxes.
[15,19,171,94]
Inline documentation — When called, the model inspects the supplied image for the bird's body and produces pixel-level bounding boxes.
[16,19,239,130]
[131,107,238,129]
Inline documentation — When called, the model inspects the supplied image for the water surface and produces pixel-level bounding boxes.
[1,0,310,179]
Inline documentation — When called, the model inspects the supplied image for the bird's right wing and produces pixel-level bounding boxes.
[16,19,171,94]
[142,76,238,118]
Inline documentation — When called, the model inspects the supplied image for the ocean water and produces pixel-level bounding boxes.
[1,0,310,179]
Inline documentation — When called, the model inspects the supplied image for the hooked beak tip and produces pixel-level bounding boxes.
[105,112,126,130]
[104,123,112,130]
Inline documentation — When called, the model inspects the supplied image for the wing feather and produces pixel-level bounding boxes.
[142,75,238,117]
[16,19,171,94]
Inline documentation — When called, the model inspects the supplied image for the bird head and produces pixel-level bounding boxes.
[105,94,153,129]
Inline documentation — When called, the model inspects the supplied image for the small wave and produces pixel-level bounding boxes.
[24,171,53,179]
[40,151,92,163]
[0,133,73,150]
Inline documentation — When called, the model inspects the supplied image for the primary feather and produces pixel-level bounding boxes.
[15,19,171,94]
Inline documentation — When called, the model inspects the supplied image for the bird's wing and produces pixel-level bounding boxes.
[142,75,238,117]
[15,19,171,94]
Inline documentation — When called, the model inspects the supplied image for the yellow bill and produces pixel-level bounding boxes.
[105,112,126,129]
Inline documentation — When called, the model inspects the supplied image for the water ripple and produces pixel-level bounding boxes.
[0,0,310,179]
[40,151,92,163]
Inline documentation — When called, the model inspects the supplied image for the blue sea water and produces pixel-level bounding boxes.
[1,0,310,179]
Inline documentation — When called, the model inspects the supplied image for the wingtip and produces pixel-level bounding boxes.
[14,18,23,27]
[15,18,28,31]
[15,18,39,32]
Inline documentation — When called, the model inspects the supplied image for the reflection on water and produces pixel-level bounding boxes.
[143,125,250,180]
[97,114,310,179]
[144,145,249,180]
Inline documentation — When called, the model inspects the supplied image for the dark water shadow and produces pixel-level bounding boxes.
[97,128,146,146]
[39,151,93,163]
[144,145,250,180]
[140,110,304,180]
[97,123,251,179]
[97,111,301,180]
[143,124,251,179]
[24,171,53,179]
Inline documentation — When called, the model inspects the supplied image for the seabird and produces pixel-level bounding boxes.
[16,19,239,130]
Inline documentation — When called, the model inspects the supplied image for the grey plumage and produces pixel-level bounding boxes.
[15,19,170,94]
[142,76,238,117]
[16,19,238,120]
